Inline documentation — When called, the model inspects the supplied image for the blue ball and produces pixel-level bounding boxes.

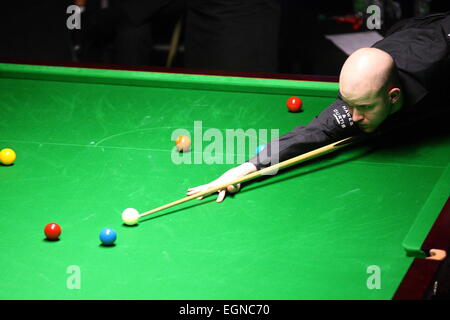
[256,145,265,155]
[99,227,117,246]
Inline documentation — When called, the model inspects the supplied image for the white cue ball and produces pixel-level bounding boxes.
[122,208,140,226]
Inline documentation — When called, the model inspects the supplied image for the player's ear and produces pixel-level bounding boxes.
[388,88,401,104]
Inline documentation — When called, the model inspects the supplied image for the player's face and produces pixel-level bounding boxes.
[343,89,399,133]
[346,96,391,133]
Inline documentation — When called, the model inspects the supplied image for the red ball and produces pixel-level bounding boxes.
[287,96,303,112]
[44,223,62,241]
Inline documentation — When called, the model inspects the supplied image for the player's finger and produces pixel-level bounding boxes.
[227,183,241,194]
[216,189,226,203]
[187,190,204,199]
[187,190,196,196]
[187,185,205,193]
[187,185,208,196]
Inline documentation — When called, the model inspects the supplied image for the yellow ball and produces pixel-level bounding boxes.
[0,148,16,166]
[175,136,191,152]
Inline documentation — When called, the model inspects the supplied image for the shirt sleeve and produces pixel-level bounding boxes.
[248,97,363,170]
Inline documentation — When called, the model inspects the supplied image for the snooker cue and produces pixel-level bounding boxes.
[139,135,361,219]
[166,17,183,68]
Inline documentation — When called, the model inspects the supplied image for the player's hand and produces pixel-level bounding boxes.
[187,182,241,203]
[186,162,257,203]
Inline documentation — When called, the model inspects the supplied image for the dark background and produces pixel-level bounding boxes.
[0,0,449,76]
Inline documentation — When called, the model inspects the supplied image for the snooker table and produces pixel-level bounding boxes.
[0,61,449,300]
